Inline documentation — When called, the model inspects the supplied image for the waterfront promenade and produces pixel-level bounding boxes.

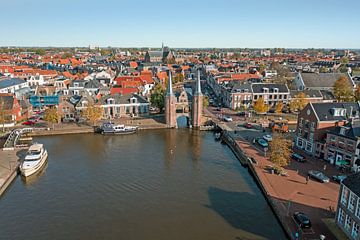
[0,149,24,196]
[232,135,348,240]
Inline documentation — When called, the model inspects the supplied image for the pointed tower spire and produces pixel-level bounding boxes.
[194,69,203,96]
[166,70,173,96]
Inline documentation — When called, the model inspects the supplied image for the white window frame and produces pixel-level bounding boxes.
[348,192,356,213]
[345,214,352,231]
[342,186,349,206]
[352,222,359,239]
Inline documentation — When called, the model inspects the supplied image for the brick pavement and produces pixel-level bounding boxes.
[235,137,343,240]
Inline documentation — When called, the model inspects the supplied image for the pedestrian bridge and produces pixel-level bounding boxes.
[3,128,33,150]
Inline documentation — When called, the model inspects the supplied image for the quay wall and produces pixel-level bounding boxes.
[220,129,292,240]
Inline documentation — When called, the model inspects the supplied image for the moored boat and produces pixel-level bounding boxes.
[20,143,48,177]
[99,122,138,135]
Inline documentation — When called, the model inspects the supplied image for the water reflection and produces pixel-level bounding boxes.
[164,129,176,169]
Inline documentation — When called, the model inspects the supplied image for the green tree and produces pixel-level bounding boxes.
[340,57,349,64]
[61,52,73,59]
[333,76,354,102]
[258,63,266,75]
[253,97,268,114]
[81,104,103,126]
[35,49,46,56]
[150,83,165,112]
[44,107,59,129]
[269,134,292,169]
[203,96,209,108]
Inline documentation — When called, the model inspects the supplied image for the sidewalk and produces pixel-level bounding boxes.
[235,137,341,240]
[0,149,25,196]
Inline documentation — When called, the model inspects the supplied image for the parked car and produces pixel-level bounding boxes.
[22,120,37,125]
[291,153,306,162]
[265,165,288,176]
[308,170,330,183]
[243,123,253,129]
[293,212,312,229]
[237,111,246,116]
[254,138,269,148]
[263,134,272,142]
[332,174,347,183]
[223,116,233,122]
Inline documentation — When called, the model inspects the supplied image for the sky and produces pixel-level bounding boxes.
[1,0,360,48]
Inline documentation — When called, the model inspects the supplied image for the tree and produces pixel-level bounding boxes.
[289,92,307,112]
[253,97,268,114]
[275,102,283,113]
[35,49,46,56]
[173,73,184,84]
[355,85,360,102]
[0,98,8,132]
[333,76,354,102]
[340,57,349,64]
[203,96,209,108]
[61,52,72,59]
[258,63,266,75]
[150,83,165,112]
[44,107,59,129]
[269,134,292,169]
[81,104,103,126]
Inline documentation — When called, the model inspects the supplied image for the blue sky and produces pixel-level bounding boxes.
[1,0,359,48]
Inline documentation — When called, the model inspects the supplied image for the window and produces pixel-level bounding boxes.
[311,122,315,131]
[338,208,345,225]
[352,222,359,239]
[345,215,352,231]
[297,138,303,148]
[342,187,350,206]
[356,199,360,219]
[306,142,312,152]
[309,133,314,141]
[349,192,357,213]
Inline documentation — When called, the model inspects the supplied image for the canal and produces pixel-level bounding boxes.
[0,129,286,240]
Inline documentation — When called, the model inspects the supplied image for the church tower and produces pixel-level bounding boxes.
[165,71,177,128]
[192,70,203,128]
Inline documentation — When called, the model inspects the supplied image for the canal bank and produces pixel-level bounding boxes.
[219,128,339,240]
[220,131,291,239]
[0,149,23,196]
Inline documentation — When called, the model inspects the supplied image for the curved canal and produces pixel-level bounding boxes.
[0,129,286,240]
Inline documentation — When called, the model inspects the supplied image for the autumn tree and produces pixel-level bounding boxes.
[289,92,307,112]
[150,83,165,112]
[275,102,283,113]
[333,76,354,102]
[44,107,59,129]
[269,134,292,169]
[61,52,72,59]
[81,104,103,126]
[355,85,360,102]
[253,97,268,114]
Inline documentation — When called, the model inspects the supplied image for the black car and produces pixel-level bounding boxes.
[293,212,311,228]
[291,153,306,162]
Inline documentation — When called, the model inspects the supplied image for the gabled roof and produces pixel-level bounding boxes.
[251,83,289,94]
[329,120,360,140]
[300,73,353,89]
[100,93,148,104]
[343,173,360,197]
[311,102,360,122]
[0,78,26,89]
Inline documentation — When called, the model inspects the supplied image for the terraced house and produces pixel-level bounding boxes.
[336,173,360,239]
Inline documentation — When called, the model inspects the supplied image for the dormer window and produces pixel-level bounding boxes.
[130,97,137,104]
[74,83,79,87]
[331,108,346,117]
[107,98,115,104]
[262,88,269,93]
[273,88,279,93]
[340,127,348,136]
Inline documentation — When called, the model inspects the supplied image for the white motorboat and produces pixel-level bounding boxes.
[20,143,48,177]
[100,122,138,135]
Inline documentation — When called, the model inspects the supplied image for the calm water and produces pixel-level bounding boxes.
[0,130,286,240]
